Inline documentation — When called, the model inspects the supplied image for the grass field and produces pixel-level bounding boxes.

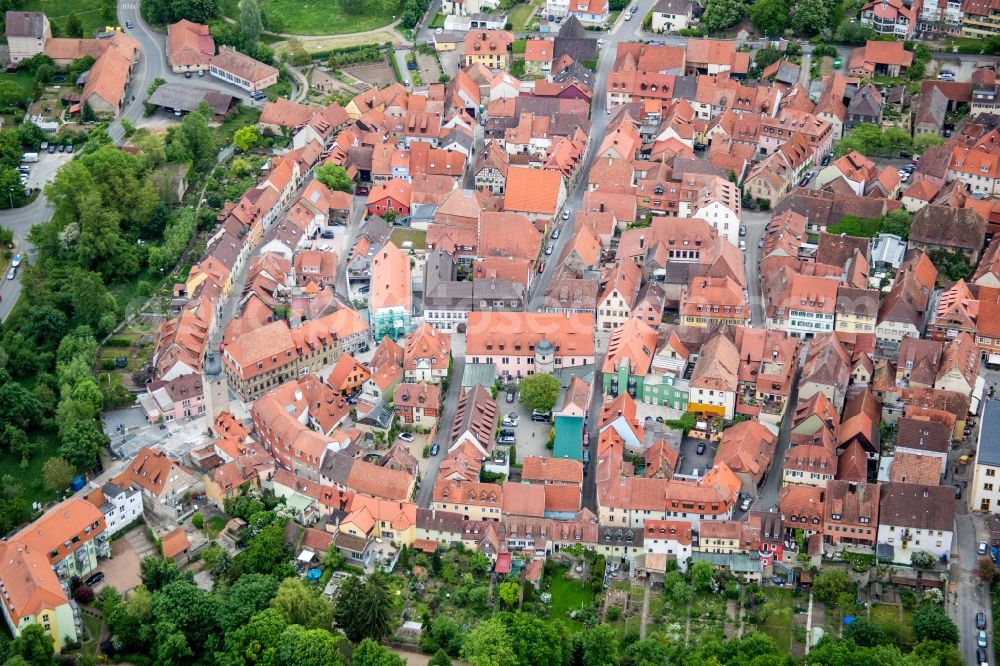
[220,0,404,35]
[23,0,108,38]
[509,0,543,30]
[547,566,594,632]
[390,227,427,249]
[0,71,36,103]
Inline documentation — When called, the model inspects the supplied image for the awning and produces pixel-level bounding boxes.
[297,549,315,563]
[989,354,1000,365]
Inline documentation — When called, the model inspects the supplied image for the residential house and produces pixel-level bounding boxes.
[83,482,143,536]
[449,384,499,457]
[847,41,914,78]
[823,480,879,551]
[209,46,278,93]
[650,0,694,32]
[394,382,442,427]
[465,311,595,380]
[113,448,196,515]
[0,539,77,651]
[404,323,451,383]
[597,260,642,330]
[860,0,920,37]
[11,498,109,583]
[845,84,884,131]
[909,204,987,263]
[878,482,955,564]
[166,20,215,73]
[370,241,412,341]
[715,421,777,493]
[463,30,514,71]
[5,11,50,63]
[688,332,739,420]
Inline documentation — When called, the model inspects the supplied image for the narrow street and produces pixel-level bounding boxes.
[416,354,467,508]
[526,0,660,311]
[950,512,990,665]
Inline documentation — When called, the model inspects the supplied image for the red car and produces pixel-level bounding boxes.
[537,261,546,274]
[355,186,369,196]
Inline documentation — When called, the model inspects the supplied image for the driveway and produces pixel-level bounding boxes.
[93,526,154,595]
[24,151,73,191]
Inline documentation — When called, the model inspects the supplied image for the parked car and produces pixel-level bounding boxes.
[506,389,515,403]
[11,254,21,267]
[977,611,987,629]
[739,225,747,236]
[978,647,988,663]
[551,227,560,239]
[430,443,439,456]
[583,450,590,464]
[537,261,546,274]
[6,267,15,280]
[978,630,988,648]
[531,409,551,422]
[562,209,570,220]
[758,238,765,248]
[185,71,192,78]
[955,485,962,499]
[499,434,516,444]
[500,429,515,438]
[502,416,518,427]
[821,153,832,166]
[355,186,370,195]
[624,12,632,20]
[696,442,706,455]
[398,432,414,442]
[47,144,57,154]
[545,243,554,255]
[899,150,912,159]
[740,497,752,511]
[979,540,989,555]
[357,285,370,295]
[66,144,74,153]
[84,571,105,587]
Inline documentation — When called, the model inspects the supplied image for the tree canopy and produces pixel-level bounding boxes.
[519,373,560,413]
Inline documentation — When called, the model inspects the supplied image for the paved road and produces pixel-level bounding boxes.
[526,0,659,310]
[416,354,467,508]
[951,512,989,665]
[742,209,770,326]
[0,195,51,321]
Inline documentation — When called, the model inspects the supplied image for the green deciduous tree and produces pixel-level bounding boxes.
[461,617,516,666]
[276,624,348,666]
[233,125,261,152]
[140,556,188,592]
[498,581,519,608]
[315,163,354,193]
[843,617,886,647]
[42,456,75,492]
[749,0,788,36]
[57,418,108,469]
[582,624,619,666]
[813,568,849,606]
[792,0,829,35]
[0,81,26,112]
[701,0,746,32]
[270,577,334,631]
[220,573,279,633]
[911,602,959,645]
[690,560,715,592]
[350,638,405,666]
[7,624,55,666]
[519,373,560,413]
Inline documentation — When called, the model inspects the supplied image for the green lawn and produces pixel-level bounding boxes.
[389,227,426,249]
[547,565,594,632]
[509,0,542,30]
[870,604,914,648]
[220,0,404,35]
[0,71,36,103]
[757,588,796,655]
[23,0,108,37]
[428,12,446,28]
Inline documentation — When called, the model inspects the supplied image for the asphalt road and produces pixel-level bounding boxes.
[951,512,990,665]
[0,195,51,322]
[416,354,467,508]
[526,0,659,310]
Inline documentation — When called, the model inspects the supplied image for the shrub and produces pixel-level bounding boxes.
[192,512,204,529]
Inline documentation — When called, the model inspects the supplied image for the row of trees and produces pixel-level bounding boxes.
[835,123,944,160]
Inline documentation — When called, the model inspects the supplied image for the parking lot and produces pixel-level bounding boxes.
[92,525,154,595]
[676,434,718,477]
[498,392,554,464]
[23,150,73,192]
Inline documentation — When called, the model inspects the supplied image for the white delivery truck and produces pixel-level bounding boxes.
[21,152,39,163]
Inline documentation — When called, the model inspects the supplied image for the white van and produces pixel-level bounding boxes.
[21,152,38,163]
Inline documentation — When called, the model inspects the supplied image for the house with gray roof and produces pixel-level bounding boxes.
[972,400,1000,514]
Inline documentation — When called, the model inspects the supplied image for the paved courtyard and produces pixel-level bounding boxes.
[92,526,155,595]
